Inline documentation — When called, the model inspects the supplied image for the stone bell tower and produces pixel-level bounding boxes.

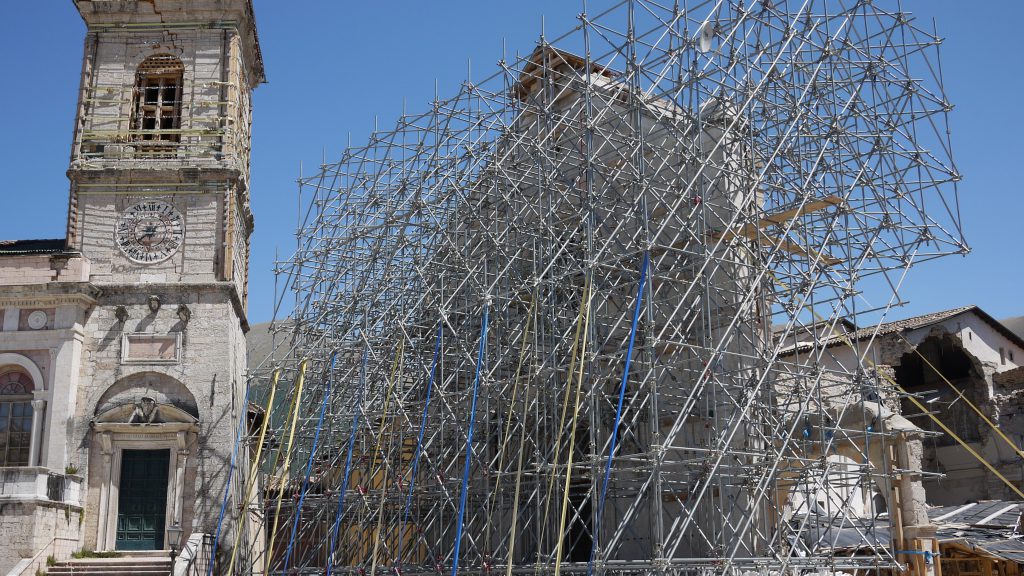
[65,0,264,558]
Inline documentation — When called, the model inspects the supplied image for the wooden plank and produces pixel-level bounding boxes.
[712,195,845,241]
[738,230,842,267]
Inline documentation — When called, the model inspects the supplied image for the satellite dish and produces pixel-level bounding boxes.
[699,21,714,52]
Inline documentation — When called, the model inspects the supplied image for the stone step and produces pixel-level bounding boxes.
[53,557,172,561]
[47,565,167,569]
[49,556,172,576]
[49,565,169,569]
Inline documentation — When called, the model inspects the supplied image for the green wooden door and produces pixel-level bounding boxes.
[116,449,169,550]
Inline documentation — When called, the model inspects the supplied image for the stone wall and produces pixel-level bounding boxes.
[0,255,90,287]
[0,500,83,576]
[72,283,248,550]
[72,190,225,285]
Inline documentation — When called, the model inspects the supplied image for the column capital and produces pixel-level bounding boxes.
[31,398,47,411]
[100,431,113,455]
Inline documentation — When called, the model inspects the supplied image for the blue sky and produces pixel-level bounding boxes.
[0,2,1020,324]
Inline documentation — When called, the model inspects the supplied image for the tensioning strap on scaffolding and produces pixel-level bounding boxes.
[485,293,536,537]
[208,377,253,576]
[283,351,338,571]
[264,359,308,575]
[259,363,305,573]
[368,339,405,576]
[451,305,490,576]
[398,322,443,566]
[536,280,591,570]
[554,274,593,576]
[897,380,1024,499]
[225,368,281,575]
[326,346,370,576]
[588,251,648,576]
[503,290,538,576]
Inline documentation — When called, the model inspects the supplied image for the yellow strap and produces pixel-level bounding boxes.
[226,368,281,574]
[369,339,404,574]
[554,274,592,576]
[536,280,590,570]
[506,384,533,576]
[893,378,1024,499]
[257,382,298,571]
[264,359,308,574]
[487,292,537,530]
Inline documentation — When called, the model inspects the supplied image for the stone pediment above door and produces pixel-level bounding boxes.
[92,372,201,435]
[93,400,199,435]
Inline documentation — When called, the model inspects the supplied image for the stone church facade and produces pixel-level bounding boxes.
[0,1,263,573]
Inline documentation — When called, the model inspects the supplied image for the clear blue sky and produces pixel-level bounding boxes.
[0,2,1020,324]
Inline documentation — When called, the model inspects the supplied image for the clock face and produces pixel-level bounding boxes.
[116,199,185,264]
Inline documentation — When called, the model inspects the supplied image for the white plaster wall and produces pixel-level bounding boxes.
[948,315,1023,371]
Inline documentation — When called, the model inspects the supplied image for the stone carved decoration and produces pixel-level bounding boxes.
[128,396,160,423]
[94,400,198,429]
[27,310,47,330]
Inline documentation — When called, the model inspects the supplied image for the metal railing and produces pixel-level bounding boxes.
[174,533,214,576]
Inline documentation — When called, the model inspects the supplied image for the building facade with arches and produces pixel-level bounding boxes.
[0,1,264,573]
[777,305,1024,521]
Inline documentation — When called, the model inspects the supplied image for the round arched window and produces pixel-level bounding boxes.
[0,368,34,466]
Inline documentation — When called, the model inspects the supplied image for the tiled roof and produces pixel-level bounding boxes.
[932,500,1024,562]
[779,305,1024,355]
[939,528,1024,562]
[0,238,68,255]
[930,501,1022,529]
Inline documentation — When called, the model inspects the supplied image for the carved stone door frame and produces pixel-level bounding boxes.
[92,404,198,552]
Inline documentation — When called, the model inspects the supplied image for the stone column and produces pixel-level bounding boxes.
[28,399,46,467]
[896,432,937,576]
[174,431,189,526]
[44,331,85,471]
[97,432,113,551]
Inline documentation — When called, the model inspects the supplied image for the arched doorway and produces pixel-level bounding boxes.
[90,373,200,552]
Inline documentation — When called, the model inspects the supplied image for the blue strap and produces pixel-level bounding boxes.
[208,377,252,576]
[588,251,649,576]
[398,322,443,566]
[283,351,337,571]
[326,345,370,576]
[451,306,490,576]
[897,550,937,563]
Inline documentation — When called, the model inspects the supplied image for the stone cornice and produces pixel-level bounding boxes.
[0,283,100,309]
[93,422,199,435]
[72,0,265,84]
[96,282,250,333]
[0,495,84,512]
[68,165,244,185]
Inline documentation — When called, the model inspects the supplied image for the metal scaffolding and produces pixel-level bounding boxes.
[231,1,965,574]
